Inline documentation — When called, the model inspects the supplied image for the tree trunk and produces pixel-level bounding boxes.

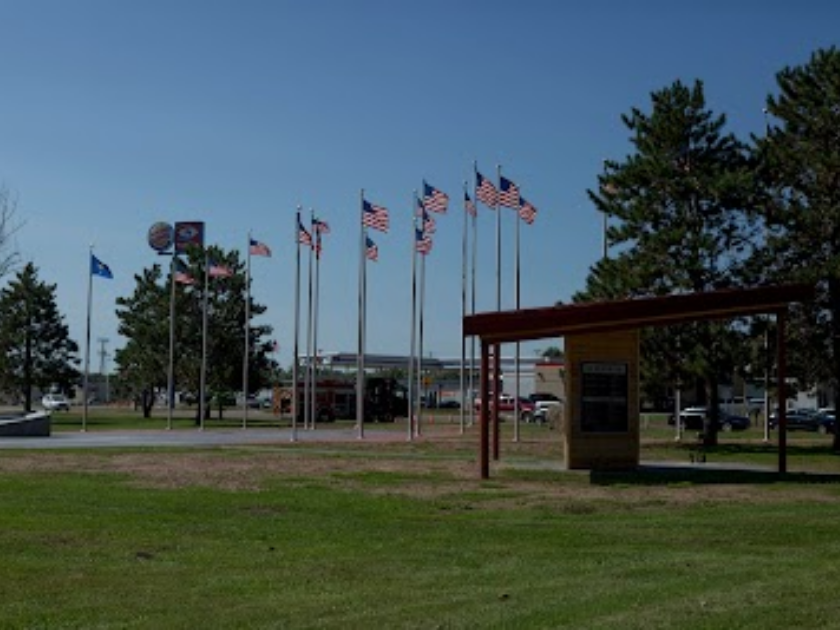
[830,278,840,452]
[703,375,720,447]
[141,388,154,419]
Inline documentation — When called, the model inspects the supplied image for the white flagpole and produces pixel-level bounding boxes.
[292,207,302,442]
[199,252,209,431]
[305,214,314,430]
[460,182,468,434]
[312,213,321,429]
[356,190,366,439]
[82,246,93,432]
[407,195,418,441]
[242,231,252,429]
[166,254,176,430]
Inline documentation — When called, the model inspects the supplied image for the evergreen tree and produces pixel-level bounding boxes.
[752,47,840,448]
[114,246,275,419]
[580,79,757,445]
[0,263,80,410]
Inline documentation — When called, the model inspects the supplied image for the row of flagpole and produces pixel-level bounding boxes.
[288,166,538,439]
[84,163,538,437]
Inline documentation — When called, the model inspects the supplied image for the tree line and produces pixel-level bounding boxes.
[579,47,840,448]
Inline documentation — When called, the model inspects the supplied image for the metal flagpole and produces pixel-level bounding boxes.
[242,231,252,429]
[305,213,314,430]
[460,182,468,434]
[407,194,418,441]
[82,246,94,433]
[513,175,521,443]
[470,173,478,428]
[312,214,321,430]
[356,190,366,439]
[292,208,302,442]
[199,252,209,431]
[417,239,426,437]
[166,254,177,430]
[494,165,502,446]
[495,164,501,312]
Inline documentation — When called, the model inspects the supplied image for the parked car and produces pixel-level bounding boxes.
[438,398,461,409]
[668,406,750,431]
[41,393,70,412]
[474,394,515,412]
[769,408,836,433]
[517,397,536,422]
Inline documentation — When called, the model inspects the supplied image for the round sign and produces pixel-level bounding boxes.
[148,222,174,252]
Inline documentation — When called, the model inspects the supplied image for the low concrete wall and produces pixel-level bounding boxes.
[0,411,52,437]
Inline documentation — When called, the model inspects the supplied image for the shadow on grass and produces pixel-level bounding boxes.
[591,465,840,486]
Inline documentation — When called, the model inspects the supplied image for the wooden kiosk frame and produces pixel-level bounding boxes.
[463,283,814,479]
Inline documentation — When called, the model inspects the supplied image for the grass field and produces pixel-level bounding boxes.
[2,407,840,628]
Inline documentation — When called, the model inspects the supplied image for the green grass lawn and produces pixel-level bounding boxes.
[1,420,840,629]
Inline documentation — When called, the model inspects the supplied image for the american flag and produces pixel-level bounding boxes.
[209,260,234,278]
[498,175,521,209]
[519,196,538,225]
[314,232,323,259]
[174,258,194,285]
[415,227,433,255]
[422,180,449,213]
[249,238,272,257]
[362,199,389,232]
[365,236,379,261]
[475,170,498,208]
[416,197,436,234]
[298,220,313,247]
[313,217,331,234]
[464,191,477,217]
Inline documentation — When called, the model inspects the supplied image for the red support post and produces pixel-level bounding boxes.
[777,310,787,474]
[480,340,490,479]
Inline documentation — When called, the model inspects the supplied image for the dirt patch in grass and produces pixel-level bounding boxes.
[1,431,839,508]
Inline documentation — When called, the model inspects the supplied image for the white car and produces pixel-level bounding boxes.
[42,393,71,411]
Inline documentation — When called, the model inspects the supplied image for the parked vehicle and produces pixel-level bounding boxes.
[278,377,407,422]
[517,397,536,422]
[768,408,836,433]
[474,394,516,412]
[41,393,70,412]
[438,398,461,409]
[668,407,750,431]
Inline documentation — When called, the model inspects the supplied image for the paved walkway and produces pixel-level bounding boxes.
[0,427,411,450]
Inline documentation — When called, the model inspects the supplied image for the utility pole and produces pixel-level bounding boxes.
[97,337,110,403]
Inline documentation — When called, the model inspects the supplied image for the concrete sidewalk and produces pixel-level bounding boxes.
[0,427,408,450]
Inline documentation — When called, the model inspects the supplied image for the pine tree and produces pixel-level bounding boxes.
[753,47,840,449]
[0,263,80,411]
[114,247,274,419]
[580,80,757,445]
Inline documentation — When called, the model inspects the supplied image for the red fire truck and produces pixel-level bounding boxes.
[277,377,408,423]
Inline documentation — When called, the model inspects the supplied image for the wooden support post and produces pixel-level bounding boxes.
[777,310,787,474]
[480,339,490,479]
[493,342,501,461]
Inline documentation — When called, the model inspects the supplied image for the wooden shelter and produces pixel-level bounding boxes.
[463,283,814,479]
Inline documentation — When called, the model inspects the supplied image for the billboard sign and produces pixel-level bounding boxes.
[174,221,205,253]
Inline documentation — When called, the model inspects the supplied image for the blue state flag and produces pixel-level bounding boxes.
[91,254,113,279]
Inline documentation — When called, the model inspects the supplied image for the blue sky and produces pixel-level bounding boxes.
[0,0,837,371]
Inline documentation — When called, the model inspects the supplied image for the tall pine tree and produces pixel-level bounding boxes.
[0,263,80,411]
[753,47,840,449]
[580,80,757,445]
